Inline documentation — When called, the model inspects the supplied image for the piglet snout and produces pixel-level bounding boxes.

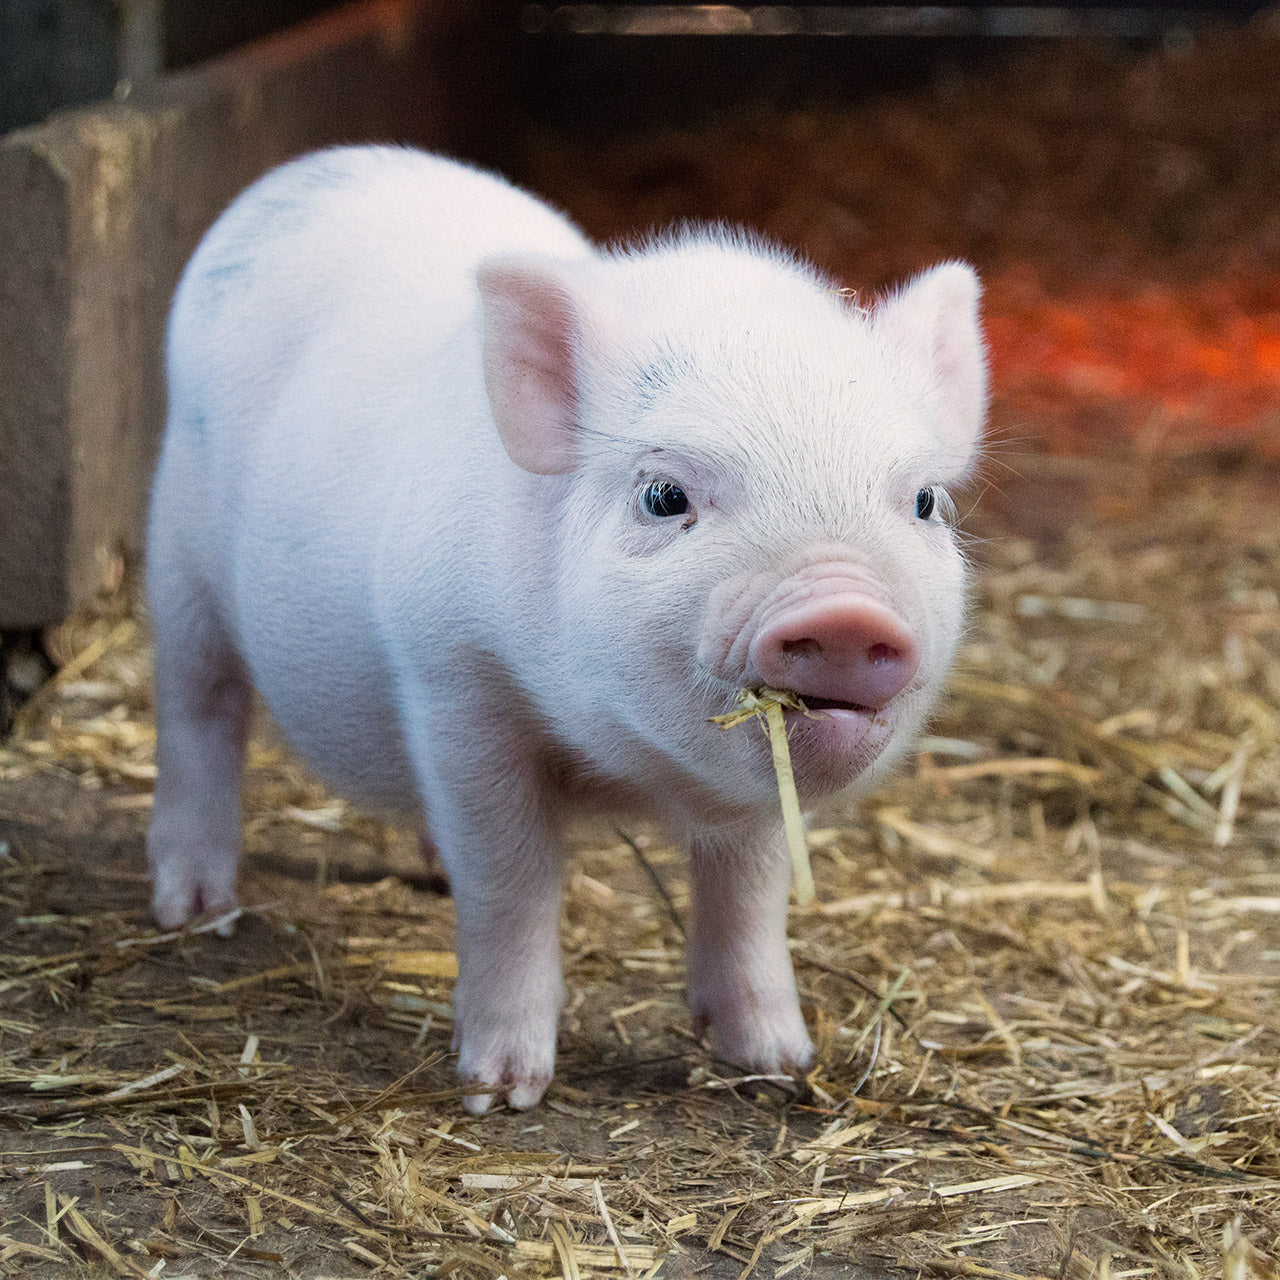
[748,591,920,712]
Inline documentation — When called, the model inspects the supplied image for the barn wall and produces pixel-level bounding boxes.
[0,0,519,628]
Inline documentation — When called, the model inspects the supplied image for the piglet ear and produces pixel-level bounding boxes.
[477,256,585,475]
[872,262,987,476]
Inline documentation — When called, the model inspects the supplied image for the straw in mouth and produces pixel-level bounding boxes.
[710,686,815,906]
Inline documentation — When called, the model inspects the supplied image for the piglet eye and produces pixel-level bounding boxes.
[915,485,956,523]
[641,480,690,519]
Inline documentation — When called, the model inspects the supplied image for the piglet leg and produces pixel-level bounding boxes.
[687,821,815,1074]
[147,565,250,934]
[404,692,564,1113]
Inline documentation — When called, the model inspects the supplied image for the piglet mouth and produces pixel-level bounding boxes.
[769,686,898,798]
[796,695,879,716]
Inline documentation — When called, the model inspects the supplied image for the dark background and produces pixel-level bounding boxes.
[3,0,1270,136]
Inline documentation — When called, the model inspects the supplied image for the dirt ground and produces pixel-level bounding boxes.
[4,17,1280,1280]
[2,450,1278,1279]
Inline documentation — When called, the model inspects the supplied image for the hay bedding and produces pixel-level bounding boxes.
[2,473,1278,1280]
[3,27,1280,1280]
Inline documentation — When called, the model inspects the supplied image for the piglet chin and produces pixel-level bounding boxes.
[784,705,896,798]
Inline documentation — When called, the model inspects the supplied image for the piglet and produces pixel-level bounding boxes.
[146,146,986,1112]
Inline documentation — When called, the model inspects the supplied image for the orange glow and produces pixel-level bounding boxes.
[985,279,1280,455]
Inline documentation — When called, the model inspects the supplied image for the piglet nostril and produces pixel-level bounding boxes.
[780,637,822,660]
[867,642,900,665]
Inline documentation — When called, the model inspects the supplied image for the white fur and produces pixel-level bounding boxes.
[147,146,986,1110]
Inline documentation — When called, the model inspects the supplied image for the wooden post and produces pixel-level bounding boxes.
[0,0,519,628]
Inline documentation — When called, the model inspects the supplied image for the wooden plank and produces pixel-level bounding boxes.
[0,0,517,628]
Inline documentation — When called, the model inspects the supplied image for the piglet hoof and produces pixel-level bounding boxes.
[152,884,240,937]
[453,1001,559,1114]
[460,1075,551,1116]
[694,996,816,1079]
[148,836,239,935]
[457,1054,554,1114]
